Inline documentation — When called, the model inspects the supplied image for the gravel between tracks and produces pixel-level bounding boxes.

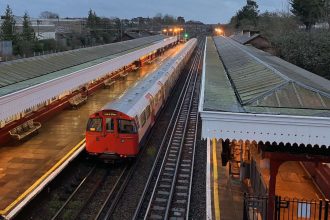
[13,154,96,220]
[189,120,206,220]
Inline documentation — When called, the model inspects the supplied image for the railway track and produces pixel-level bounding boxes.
[133,38,204,220]
[88,39,202,220]
[47,39,203,220]
[50,163,129,220]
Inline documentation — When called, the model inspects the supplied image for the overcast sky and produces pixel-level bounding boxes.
[0,0,290,24]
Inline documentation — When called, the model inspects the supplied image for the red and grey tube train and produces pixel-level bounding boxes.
[85,39,197,159]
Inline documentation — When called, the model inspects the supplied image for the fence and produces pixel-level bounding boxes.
[243,194,330,220]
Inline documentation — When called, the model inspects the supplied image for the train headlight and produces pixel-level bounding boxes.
[121,139,125,143]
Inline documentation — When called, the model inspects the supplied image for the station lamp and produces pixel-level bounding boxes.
[215,28,223,35]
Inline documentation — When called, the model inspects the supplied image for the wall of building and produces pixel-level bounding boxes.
[0,41,13,59]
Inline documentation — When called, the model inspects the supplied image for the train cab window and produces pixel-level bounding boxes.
[118,119,137,134]
[87,118,102,132]
[105,118,114,132]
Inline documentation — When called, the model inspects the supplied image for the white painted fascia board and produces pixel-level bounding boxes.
[198,36,207,113]
[200,110,330,146]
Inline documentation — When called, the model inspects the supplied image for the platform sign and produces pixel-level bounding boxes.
[297,202,311,218]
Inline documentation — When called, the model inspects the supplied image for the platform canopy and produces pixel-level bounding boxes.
[0,35,165,90]
[199,36,330,150]
[0,36,177,122]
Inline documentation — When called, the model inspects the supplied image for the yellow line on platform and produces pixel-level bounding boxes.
[212,138,221,220]
[0,139,85,215]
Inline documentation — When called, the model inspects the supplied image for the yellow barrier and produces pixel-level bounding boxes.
[212,138,221,220]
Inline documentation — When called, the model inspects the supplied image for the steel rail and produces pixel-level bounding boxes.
[132,40,202,220]
[51,164,97,220]
[133,39,204,220]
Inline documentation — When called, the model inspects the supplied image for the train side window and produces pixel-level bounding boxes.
[86,118,102,132]
[140,111,146,127]
[134,116,140,128]
[145,105,150,119]
[157,91,162,102]
[118,119,137,134]
[150,98,154,107]
[105,118,114,132]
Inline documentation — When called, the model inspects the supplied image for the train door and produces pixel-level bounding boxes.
[104,117,117,153]
[145,93,155,125]
[117,119,139,156]
[86,117,108,153]
[157,82,164,105]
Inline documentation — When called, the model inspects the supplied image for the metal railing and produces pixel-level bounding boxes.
[243,194,330,220]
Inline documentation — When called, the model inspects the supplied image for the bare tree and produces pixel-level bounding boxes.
[39,11,59,19]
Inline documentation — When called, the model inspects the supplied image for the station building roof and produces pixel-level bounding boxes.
[0,35,165,96]
[203,36,330,117]
[200,36,330,147]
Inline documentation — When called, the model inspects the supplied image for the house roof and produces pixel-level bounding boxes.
[230,33,262,45]
[125,31,153,39]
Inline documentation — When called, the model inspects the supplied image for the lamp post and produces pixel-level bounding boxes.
[169,28,173,36]
[163,28,168,36]
[214,28,223,36]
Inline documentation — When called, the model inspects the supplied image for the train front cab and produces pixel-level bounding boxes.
[85,110,139,159]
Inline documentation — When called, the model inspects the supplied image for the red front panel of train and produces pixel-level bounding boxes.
[85,111,139,157]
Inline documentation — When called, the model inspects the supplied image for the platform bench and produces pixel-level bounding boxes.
[132,66,139,71]
[69,93,87,108]
[104,79,116,87]
[9,120,41,140]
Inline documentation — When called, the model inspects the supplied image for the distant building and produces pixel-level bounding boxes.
[0,16,56,40]
[52,18,86,34]
[177,16,185,24]
[230,30,272,52]
[120,30,154,41]
[19,19,56,40]
[298,22,329,29]
[0,17,86,40]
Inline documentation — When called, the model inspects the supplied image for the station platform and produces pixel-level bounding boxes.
[251,147,325,200]
[0,44,183,219]
[207,139,244,220]
[206,138,324,220]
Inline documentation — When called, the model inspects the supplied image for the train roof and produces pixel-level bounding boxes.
[102,39,197,118]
